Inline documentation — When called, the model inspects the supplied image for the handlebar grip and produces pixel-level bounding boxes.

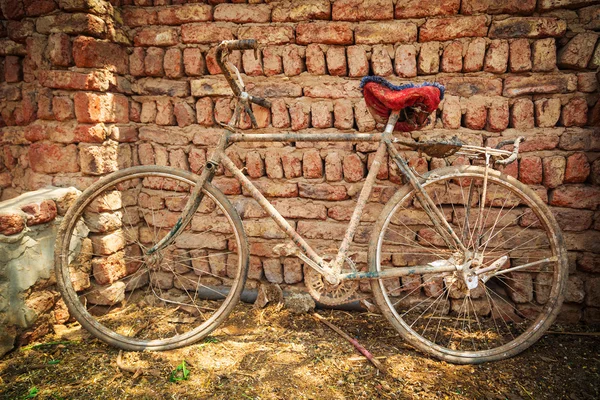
[220,39,257,51]
[249,95,272,109]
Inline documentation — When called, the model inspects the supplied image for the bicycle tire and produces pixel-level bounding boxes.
[55,165,249,351]
[369,165,567,364]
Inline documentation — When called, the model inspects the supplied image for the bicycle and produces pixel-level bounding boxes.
[54,39,567,364]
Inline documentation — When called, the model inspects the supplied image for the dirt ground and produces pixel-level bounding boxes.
[1,303,599,400]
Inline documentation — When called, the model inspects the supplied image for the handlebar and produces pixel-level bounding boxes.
[216,40,272,109]
[495,136,524,165]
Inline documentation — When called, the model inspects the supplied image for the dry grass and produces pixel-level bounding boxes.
[1,303,599,400]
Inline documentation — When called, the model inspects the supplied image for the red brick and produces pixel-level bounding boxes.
[343,153,364,182]
[157,4,212,25]
[145,47,164,77]
[534,98,561,127]
[238,26,295,46]
[306,44,325,75]
[441,41,463,73]
[560,97,588,127]
[282,45,304,76]
[347,45,368,78]
[297,22,353,45]
[559,32,598,70]
[110,125,137,143]
[395,45,417,78]
[173,101,195,128]
[129,47,145,77]
[519,156,542,184]
[354,100,376,132]
[21,199,57,226]
[36,13,106,38]
[1,0,25,19]
[122,8,157,27]
[332,0,393,21]
[542,156,565,189]
[183,48,205,76]
[461,0,536,14]
[484,40,508,74]
[74,92,129,124]
[564,153,590,183]
[155,98,175,126]
[37,90,53,120]
[214,4,270,23]
[272,0,330,22]
[487,99,509,132]
[420,16,489,42]
[246,151,264,179]
[463,38,486,72]
[29,142,79,173]
[72,36,128,75]
[326,46,347,76]
[509,39,532,73]
[395,0,460,18]
[532,38,557,72]
[371,45,393,76]
[242,49,263,76]
[281,151,302,178]
[39,69,111,92]
[333,99,354,130]
[464,97,487,130]
[503,74,576,97]
[245,181,298,198]
[289,101,310,131]
[325,152,343,182]
[0,213,25,235]
[441,95,461,129]
[264,150,284,179]
[298,182,348,201]
[271,99,290,129]
[181,24,234,44]
[418,42,440,75]
[578,72,598,93]
[79,143,118,175]
[510,98,534,129]
[489,18,567,39]
[52,96,73,121]
[578,252,600,273]
[47,33,72,67]
[550,184,600,210]
[303,149,323,178]
[214,98,232,125]
[355,21,417,45]
[134,26,178,47]
[140,101,156,124]
[262,46,282,76]
[311,101,333,129]
[164,48,183,79]
[195,97,214,126]
[4,56,21,83]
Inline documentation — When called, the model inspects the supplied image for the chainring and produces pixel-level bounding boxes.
[304,255,359,306]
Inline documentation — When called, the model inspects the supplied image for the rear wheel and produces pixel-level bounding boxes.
[55,166,248,351]
[369,165,567,363]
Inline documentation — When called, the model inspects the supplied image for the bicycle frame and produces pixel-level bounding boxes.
[149,110,464,285]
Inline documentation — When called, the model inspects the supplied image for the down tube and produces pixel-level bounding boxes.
[219,153,326,267]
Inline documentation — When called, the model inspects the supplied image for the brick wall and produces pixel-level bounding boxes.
[0,0,598,323]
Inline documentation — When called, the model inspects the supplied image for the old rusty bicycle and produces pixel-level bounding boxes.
[55,40,567,364]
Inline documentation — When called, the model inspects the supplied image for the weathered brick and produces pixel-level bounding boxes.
[543,156,566,189]
[241,49,263,76]
[519,156,543,184]
[420,16,489,42]
[46,33,72,67]
[0,213,25,235]
[511,98,535,129]
[195,97,214,126]
[538,0,598,12]
[326,46,347,76]
[489,18,567,39]
[245,151,264,179]
[272,0,331,22]
[72,36,128,74]
[305,44,325,75]
[503,74,576,97]
[558,33,599,70]
[38,69,111,91]
[213,3,271,23]
[262,46,282,76]
[29,142,79,173]
[289,101,310,131]
[122,8,157,27]
[461,0,536,14]
[534,98,561,127]
[578,252,600,273]
[263,258,283,284]
[298,182,347,201]
[354,99,376,132]
[36,13,106,38]
[296,22,353,45]
[238,26,295,46]
[484,40,508,74]
[281,151,302,178]
[343,153,364,182]
[303,149,323,178]
[173,101,195,128]
[157,4,212,25]
[145,47,165,76]
[395,45,417,78]
[578,72,598,93]
[245,181,298,198]
[183,48,205,76]
[332,0,393,21]
[365,45,390,77]
[181,23,234,44]
[509,39,532,72]
[532,38,557,72]
[347,45,368,78]
[155,98,175,126]
[333,99,354,130]
[487,99,509,132]
[52,96,73,121]
[355,21,417,45]
[441,95,461,129]
[418,42,440,75]
[550,184,600,209]
[560,97,588,127]
[74,92,129,124]
[464,97,487,130]
[396,0,460,18]
[129,47,145,77]
[324,152,343,182]
[164,48,183,79]
[463,38,486,72]
[214,98,232,125]
[21,199,57,226]
[311,101,333,129]
[270,99,290,129]
[134,26,178,47]
[441,41,463,73]
[282,45,304,76]
[4,56,21,83]
[564,152,590,183]
[79,143,118,175]
[140,101,157,124]
[283,258,303,284]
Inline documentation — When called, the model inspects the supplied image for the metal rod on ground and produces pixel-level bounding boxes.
[313,313,389,377]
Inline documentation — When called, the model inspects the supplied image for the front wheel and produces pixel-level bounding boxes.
[55,166,249,351]
[369,165,567,364]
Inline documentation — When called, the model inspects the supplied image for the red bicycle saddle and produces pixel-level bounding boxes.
[360,76,445,132]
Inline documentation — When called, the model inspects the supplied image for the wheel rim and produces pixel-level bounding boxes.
[375,168,565,360]
[58,168,246,349]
